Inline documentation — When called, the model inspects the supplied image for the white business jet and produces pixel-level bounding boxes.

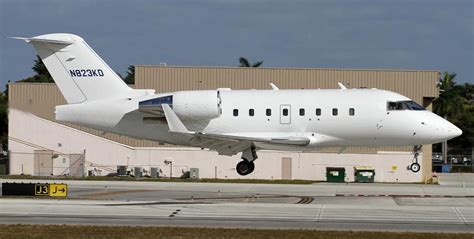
[15,33,462,175]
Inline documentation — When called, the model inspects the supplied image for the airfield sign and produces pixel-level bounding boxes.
[34,183,68,197]
[49,184,68,197]
[34,184,49,196]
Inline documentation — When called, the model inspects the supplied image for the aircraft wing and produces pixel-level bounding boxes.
[161,104,310,156]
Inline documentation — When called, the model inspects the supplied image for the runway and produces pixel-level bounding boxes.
[0,178,473,232]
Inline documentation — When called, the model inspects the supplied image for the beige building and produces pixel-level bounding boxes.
[7,66,440,182]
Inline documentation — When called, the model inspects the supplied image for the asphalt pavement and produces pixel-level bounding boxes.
[0,177,473,233]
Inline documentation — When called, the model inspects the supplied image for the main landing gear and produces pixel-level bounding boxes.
[236,146,258,176]
[408,145,422,173]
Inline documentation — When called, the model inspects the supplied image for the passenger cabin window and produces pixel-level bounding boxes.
[316,108,321,116]
[233,109,238,116]
[349,108,355,116]
[249,109,254,116]
[266,109,271,116]
[283,109,289,116]
[299,108,305,116]
[387,101,425,111]
[332,108,338,116]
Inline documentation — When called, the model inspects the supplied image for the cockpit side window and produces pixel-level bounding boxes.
[388,102,398,110]
[405,101,425,110]
[387,101,425,111]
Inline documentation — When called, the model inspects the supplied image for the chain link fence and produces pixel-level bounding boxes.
[8,150,86,177]
[7,150,191,178]
[5,151,473,176]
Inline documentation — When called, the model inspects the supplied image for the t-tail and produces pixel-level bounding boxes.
[14,33,155,130]
[13,33,149,103]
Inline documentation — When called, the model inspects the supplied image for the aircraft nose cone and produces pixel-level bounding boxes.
[424,113,463,143]
[446,126,462,138]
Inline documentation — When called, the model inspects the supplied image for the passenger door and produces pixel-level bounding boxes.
[280,104,291,124]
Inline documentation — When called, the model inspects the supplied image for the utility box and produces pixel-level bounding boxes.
[354,166,375,183]
[134,167,142,178]
[117,165,127,176]
[441,164,451,173]
[326,167,345,183]
[190,168,199,179]
[150,167,159,178]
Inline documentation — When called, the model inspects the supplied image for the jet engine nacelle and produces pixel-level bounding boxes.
[172,90,221,120]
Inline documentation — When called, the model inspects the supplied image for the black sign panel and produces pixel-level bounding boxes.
[2,183,36,196]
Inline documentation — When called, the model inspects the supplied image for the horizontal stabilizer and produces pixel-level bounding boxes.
[11,36,73,45]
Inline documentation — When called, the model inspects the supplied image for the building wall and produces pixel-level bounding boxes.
[8,109,423,182]
[135,66,439,102]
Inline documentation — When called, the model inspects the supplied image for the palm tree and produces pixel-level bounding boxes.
[434,72,466,119]
[238,57,263,67]
[19,55,54,83]
[123,65,135,84]
[433,72,467,163]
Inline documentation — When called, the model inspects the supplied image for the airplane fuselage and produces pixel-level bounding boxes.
[111,88,460,151]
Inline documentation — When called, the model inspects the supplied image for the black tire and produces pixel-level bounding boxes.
[236,161,250,176]
[236,160,255,176]
[248,161,255,174]
[410,163,421,173]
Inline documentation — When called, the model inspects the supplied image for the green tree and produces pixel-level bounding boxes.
[238,57,263,67]
[433,72,466,120]
[0,91,7,151]
[19,55,54,83]
[123,65,135,84]
[433,72,473,154]
[3,81,9,100]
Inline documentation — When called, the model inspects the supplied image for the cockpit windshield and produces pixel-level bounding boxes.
[387,101,425,111]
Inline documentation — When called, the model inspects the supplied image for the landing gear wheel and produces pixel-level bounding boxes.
[409,163,421,173]
[248,161,255,173]
[236,160,255,176]
[408,145,422,173]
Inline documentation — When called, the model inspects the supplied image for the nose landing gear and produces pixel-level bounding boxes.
[408,145,422,173]
[409,162,420,173]
[236,146,258,176]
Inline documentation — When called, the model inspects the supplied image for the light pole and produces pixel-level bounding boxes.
[164,160,173,178]
[443,115,448,165]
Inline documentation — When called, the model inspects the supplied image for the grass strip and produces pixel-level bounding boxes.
[0,225,471,239]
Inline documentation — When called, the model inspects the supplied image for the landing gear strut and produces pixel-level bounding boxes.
[236,146,258,176]
[409,145,422,173]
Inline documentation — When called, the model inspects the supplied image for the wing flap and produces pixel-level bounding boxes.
[198,133,310,146]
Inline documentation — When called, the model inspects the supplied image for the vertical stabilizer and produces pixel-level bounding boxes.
[17,33,133,104]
